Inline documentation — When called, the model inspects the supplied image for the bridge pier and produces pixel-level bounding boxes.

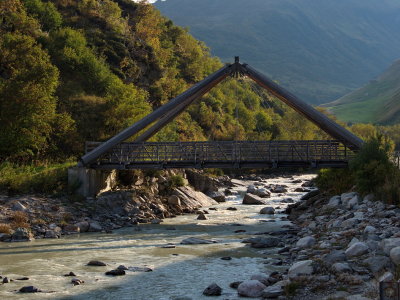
[68,167,117,198]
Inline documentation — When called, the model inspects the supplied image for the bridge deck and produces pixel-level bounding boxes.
[85,140,354,169]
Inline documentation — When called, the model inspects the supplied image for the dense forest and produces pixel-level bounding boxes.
[0,0,399,165]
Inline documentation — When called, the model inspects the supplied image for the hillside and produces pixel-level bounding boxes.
[155,0,400,104]
[0,0,329,161]
[325,60,400,125]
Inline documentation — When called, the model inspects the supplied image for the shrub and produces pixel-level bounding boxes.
[0,223,12,234]
[169,175,186,189]
[315,168,354,195]
[11,211,29,229]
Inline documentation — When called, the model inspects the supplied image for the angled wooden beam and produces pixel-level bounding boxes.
[79,64,234,166]
[240,63,364,150]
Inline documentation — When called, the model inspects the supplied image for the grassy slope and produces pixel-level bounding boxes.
[326,60,400,124]
[155,0,400,104]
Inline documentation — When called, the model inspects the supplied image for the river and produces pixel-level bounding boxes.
[0,174,315,300]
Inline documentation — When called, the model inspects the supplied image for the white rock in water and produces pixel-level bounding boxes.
[260,207,275,215]
[237,280,266,298]
[390,247,400,265]
[288,260,314,279]
[345,242,369,258]
[296,236,316,249]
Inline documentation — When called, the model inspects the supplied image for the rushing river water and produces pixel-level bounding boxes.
[0,174,315,300]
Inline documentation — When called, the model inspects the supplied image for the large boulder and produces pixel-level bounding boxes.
[381,238,400,255]
[254,188,271,198]
[296,236,316,249]
[173,187,218,209]
[260,207,275,215]
[11,228,34,242]
[332,262,352,273]
[327,196,341,207]
[237,280,266,298]
[88,221,102,232]
[341,192,360,207]
[363,256,391,276]
[75,221,89,233]
[242,194,266,205]
[345,242,369,258]
[209,192,226,203]
[203,283,222,296]
[323,250,346,265]
[390,247,400,265]
[262,284,284,298]
[288,260,314,279]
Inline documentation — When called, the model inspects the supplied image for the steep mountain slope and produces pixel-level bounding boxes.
[325,60,400,125]
[155,0,400,104]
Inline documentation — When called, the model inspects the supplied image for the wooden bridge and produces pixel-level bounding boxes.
[79,57,364,170]
[85,140,354,169]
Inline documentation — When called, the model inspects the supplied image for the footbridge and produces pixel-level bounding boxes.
[79,57,363,170]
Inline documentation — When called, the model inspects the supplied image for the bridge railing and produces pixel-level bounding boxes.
[85,140,354,169]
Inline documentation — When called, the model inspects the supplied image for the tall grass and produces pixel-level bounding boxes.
[0,161,75,195]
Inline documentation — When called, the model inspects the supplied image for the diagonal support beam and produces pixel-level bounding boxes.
[240,63,364,150]
[80,64,234,166]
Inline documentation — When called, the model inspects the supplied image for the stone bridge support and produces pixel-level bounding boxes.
[68,167,117,198]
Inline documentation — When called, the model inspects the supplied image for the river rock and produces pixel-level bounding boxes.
[88,221,102,232]
[288,260,314,279]
[270,186,287,193]
[168,195,181,206]
[341,192,360,207]
[75,221,89,232]
[64,224,80,233]
[229,281,243,289]
[363,256,391,275]
[364,226,377,234]
[250,274,270,286]
[332,262,352,273]
[64,272,76,277]
[181,237,216,245]
[327,196,341,207]
[2,277,9,283]
[247,185,257,194]
[87,260,106,266]
[242,194,266,205]
[254,188,271,198]
[203,283,222,296]
[390,247,400,265]
[105,269,125,276]
[71,278,84,286]
[11,228,34,242]
[227,207,237,211]
[262,284,284,298]
[300,189,319,200]
[197,213,208,220]
[19,286,40,293]
[260,207,275,215]
[243,237,280,248]
[381,238,400,254]
[237,280,267,298]
[11,201,27,212]
[209,192,226,203]
[296,236,316,249]
[345,242,369,258]
[45,230,59,239]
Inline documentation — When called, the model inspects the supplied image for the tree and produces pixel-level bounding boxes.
[0,33,59,160]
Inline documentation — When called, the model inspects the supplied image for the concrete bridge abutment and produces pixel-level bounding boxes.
[68,167,117,198]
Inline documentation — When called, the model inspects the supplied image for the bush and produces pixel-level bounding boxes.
[316,136,400,205]
[0,223,12,234]
[168,175,186,189]
[0,161,74,195]
[11,211,29,229]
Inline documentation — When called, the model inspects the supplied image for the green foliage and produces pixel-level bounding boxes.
[317,136,400,205]
[168,175,186,189]
[315,168,354,195]
[23,0,62,31]
[0,32,59,160]
[0,161,74,194]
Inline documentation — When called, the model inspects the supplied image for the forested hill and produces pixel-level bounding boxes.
[1,0,332,162]
[325,60,400,125]
[155,0,400,105]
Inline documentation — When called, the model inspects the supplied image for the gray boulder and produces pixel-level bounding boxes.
[237,280,266,298]
[390,246,400,265]
[262,284,283,298]
[75,221,89,233]
[332,262,352,273]
[203,283,222,296]
[88,222,103,232]
[254,188,271,198]
[11,228,34,242]
[323,250,346,264]
[363,256,391,275]
[209,192,226,203]
[381,238,400,254]
[296,236,316,249]
[288,260,314,279]
[250,274,270,286]
[242,193,266,205]
[260,207,275,215]
[327,196,341,207]
[345,242,369,258]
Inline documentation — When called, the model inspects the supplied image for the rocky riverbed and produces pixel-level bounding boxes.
[0,170,394,299]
